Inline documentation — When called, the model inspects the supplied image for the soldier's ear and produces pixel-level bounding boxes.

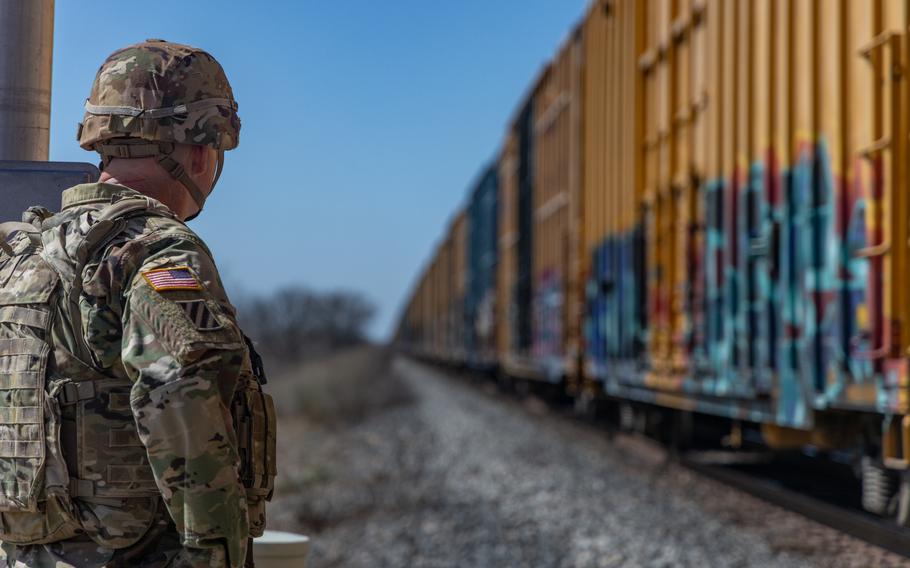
[189,145,210,176]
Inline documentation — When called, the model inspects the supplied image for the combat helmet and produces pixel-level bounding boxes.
[78,39,240,217]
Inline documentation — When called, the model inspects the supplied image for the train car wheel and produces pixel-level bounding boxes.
[896,472,910,527]
[861,456,898,518]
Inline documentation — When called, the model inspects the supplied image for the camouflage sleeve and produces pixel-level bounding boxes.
[119,236,250,568]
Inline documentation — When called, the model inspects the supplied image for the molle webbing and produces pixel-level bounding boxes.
[0,329,50,512]
[0,308,49,329]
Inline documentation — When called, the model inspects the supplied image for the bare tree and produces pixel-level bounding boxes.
[238,286,376,364]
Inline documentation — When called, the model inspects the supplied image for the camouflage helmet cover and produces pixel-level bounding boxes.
[78,39,240,151]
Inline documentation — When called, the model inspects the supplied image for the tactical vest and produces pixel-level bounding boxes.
[0,197,276,547]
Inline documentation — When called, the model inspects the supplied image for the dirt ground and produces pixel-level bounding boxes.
[265,350,909,568]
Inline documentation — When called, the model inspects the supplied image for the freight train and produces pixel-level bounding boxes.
[395,0,910,525]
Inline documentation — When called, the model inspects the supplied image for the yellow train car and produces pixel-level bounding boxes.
[582,0,646,387]
[451,210,468,364]
[531,27,585,384]
[614,0,903,416]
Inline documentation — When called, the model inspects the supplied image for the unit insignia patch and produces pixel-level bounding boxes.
[142,266,202,291]
[175,299,223,331]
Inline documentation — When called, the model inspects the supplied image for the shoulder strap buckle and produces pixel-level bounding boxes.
[58,381,96,406]
[69,477,94,498]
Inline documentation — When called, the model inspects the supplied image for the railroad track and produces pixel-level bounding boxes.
[680,453,910,559]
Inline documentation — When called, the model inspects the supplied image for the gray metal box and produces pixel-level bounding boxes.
[0,160,99,220]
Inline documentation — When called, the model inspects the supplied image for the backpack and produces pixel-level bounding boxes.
[0,196,275,546]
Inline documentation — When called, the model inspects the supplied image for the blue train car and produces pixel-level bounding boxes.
[466,163,499,371]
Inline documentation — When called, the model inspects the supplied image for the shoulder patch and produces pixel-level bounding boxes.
[176,299,224,331]
[141,266,202,292]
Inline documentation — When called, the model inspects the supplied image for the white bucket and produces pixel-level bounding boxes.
[253,530,311,568]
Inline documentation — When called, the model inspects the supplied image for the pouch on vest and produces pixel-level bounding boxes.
[232,336,276,538]
[0,223,81,544]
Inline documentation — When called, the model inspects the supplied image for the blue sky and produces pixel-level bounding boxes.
[50,1,587,339]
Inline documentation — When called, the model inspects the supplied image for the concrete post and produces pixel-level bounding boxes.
[0,0,54,161]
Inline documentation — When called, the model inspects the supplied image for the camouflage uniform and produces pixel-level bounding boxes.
[0,40,274,567]
[0,182,257,567]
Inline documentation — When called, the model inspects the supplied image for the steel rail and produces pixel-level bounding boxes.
[681,455,910,559]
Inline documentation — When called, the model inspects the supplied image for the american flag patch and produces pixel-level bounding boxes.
[141,266,202,292]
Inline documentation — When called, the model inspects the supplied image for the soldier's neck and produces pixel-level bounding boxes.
[100,161,190,219]
[98,168,189,218]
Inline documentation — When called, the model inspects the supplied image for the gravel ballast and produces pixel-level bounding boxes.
[269,355,909,567]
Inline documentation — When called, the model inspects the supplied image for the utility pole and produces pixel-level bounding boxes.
[0,0,54,161]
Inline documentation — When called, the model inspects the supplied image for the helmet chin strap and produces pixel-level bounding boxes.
[184,151,224,222]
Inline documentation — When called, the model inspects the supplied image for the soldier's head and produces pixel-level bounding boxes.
[78,39,240,221]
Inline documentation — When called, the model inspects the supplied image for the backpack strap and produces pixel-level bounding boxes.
[0,222,38,238]
[44,196,177,367]
[73,196,175,286]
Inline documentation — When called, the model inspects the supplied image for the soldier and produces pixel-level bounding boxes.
[0,40,276,567]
